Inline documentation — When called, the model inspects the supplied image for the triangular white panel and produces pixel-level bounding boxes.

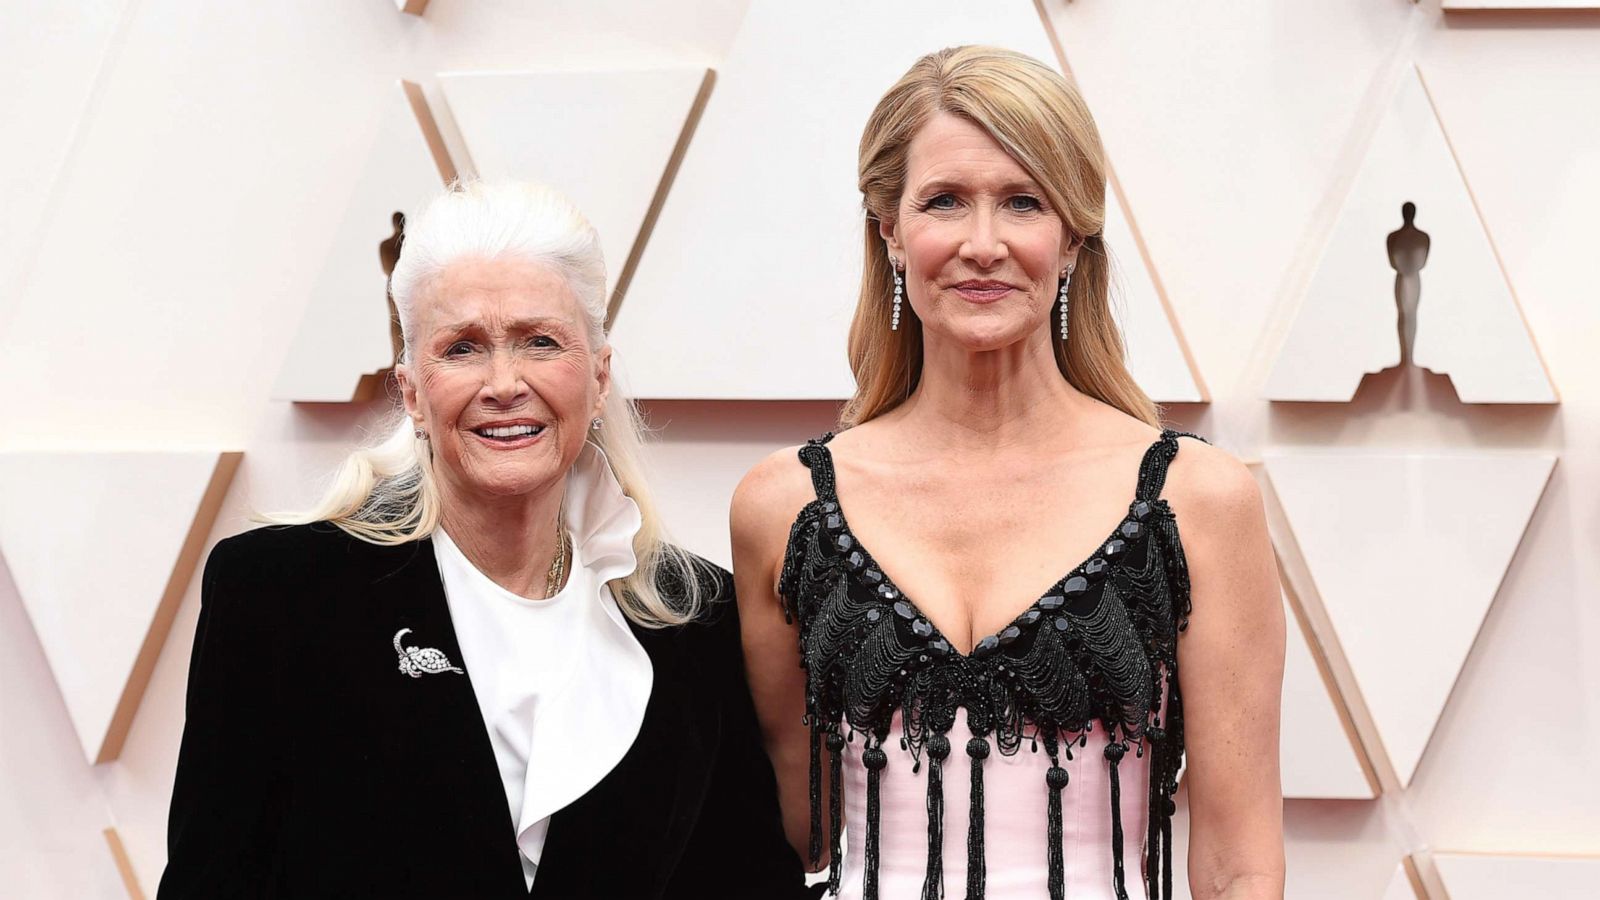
[0,450,241,763]
[272,81,449,403]
[438,68,712,307]
[1264,66,1554,403]
[610,0,1201,401]
[1380,861,1423,900]
[1436,854,1600,899]
[1280,591,1375,799]
[1264,451,1554,786]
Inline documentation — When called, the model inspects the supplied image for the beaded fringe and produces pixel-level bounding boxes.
[1146,726,1164,897]
[1161,813,1175,900]
[922,734,950,900]
[1162,666,1186,900]
[802,654,1189,900]
[965,736,989,900]
[1045,748,1069,900]
[828,732,845,895]
[808,728,823,867]
[864,742,887,900]
[1107,739,1130,900]
[801,679,1188,899]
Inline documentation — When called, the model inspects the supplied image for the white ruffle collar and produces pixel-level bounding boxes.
[516,442,651,865]
[434,442,653,870]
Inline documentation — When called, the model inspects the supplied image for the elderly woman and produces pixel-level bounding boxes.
[160,182,809,899]
[733,47,1285,900]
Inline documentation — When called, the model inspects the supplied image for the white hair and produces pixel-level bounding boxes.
[390,180,609,355]
[270,180,705,628]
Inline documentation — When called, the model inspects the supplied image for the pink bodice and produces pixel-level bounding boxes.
[835,712,1152,900]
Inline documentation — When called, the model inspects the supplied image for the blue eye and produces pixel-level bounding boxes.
[1009,195,1043,212]
[924,193,958,211]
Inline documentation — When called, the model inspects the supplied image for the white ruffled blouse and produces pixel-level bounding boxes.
[432,444,653,889]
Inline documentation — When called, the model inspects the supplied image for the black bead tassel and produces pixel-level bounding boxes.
[863,744,888,900]
[1162,666,1186,900]
[808,727,823,868]
[1145,726,1164,900]
[827,731,845,895]
[1106,739,1129,900]
[965,736,989,900]
[922,734,950,900]
[1045,761,1069,900]
[1161,809,1175,900]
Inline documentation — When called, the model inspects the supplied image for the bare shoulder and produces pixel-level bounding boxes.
[730,444,818,549]
[1161,436,1280,622]
[812,417,886,460]
[1162,436,1264,526]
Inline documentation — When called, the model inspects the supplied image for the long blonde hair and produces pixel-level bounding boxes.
[270,181,704,628]
[844,45,1159,427]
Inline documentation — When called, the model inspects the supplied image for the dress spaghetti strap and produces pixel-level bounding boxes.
[1136,429,1208,503]
[796,433,839,504]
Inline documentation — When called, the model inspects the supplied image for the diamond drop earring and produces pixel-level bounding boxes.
[889,258,904,331]
[1058,266,1073,342]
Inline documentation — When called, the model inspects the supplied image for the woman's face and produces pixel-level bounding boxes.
[397,256,609,505]
[880,111,1077,351]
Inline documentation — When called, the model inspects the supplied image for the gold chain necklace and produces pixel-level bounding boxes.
[543,525,569,600]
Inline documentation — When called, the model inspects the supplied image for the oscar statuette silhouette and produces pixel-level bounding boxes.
[379,211,406,365]
[1386,202,1430,368]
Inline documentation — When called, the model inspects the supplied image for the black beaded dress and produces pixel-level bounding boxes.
[779,430,1202,900]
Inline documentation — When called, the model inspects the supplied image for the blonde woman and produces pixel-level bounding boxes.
[734,48,1285,900]
[160,182,809,899]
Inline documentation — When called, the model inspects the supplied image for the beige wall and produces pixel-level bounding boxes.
[2,1,1596,897]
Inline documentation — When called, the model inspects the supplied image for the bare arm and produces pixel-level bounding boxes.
[731,447,825,870]
[1167,441,1286,899]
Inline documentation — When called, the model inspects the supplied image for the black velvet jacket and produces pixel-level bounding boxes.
[158,523,810,899]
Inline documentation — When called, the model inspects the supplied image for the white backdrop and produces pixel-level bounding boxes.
[2,1,1597,897]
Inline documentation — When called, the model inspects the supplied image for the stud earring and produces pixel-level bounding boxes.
[1058,267,1073,342]
[590,417,604,431]
[889,258,904,331]
[414,427,428,440]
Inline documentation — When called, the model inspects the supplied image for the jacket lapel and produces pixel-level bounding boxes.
[531,619,719,898]
[350,537,529,895]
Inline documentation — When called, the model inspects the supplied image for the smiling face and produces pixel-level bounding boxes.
[396,256,609,507]
[880,111,1078,352]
